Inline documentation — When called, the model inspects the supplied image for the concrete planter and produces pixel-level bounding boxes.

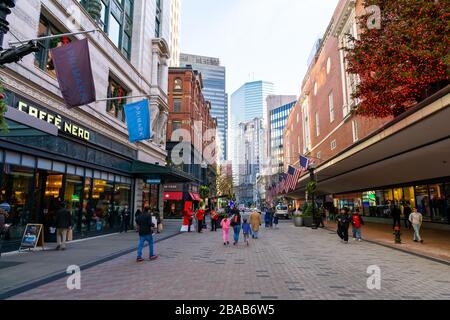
[293,217,303,227]
[303,216,314,227]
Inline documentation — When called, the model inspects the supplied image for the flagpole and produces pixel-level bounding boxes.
[8,30,100,46]
[94,94,150,102]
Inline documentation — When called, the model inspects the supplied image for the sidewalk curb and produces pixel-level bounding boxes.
[0,232,182,300]
[322,226,450,266]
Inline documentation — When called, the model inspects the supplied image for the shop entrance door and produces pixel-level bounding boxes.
[36,171,64,242]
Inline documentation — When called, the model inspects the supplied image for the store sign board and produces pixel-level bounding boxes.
[19,224,44,250]
[146,179,161,185]
[16,99,91,141]
[164,183,183,192]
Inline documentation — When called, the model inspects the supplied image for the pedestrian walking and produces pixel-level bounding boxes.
[269,207,275,228]
[210,208,219,232]
[182,208,193,232]
[230,208,242,245]
[120,206,130,233]
[336,207,351,244]
[55,202,72,251]
[136,208,158,262]
[196,207,206,233]
[153,210,162,234]
[351,209,364,241]
[273,214,279,229]
[221,215,231,245]
[249,210,261,239]
[409,208,424,243]
[392,204,402,231]
[242,219,251,246]
[403,203,412,229]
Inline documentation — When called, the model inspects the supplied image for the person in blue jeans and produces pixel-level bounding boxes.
[242,219,252,246]
[136,208,158,263]
[231,209,242,245]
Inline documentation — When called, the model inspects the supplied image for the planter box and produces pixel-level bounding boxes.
[303,216,314,227]
[293,217,303,227]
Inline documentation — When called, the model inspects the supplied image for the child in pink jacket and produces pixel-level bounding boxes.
[221,215,231,246]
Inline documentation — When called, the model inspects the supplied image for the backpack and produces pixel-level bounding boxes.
[352,215,361,228]
[230,214,238,227]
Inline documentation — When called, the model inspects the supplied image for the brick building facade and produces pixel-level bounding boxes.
[282,0,450,225]
[164,66,218,216]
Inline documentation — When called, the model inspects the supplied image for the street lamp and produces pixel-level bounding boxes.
[308,162,317,229]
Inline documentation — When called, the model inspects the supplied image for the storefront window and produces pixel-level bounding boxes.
[41,174,63,238]
[82,177,92,233]
[91,180,115,232]
[402,186,416,209]
[64,175,84,233]
[415,185,431,220]
[429,184,446,222]
[0,165,35,241]
[143,183,160,222]
[114,183,131,215]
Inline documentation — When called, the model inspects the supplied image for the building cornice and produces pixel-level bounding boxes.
[332,0,356,37]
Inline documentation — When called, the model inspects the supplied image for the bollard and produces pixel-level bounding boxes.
[394,226,401,244]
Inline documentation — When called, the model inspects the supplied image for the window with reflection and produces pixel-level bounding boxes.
[34,16,71,77]
[64,175,84,233]
[174,78,183,91]
[91,179,115,231]
[0,165,34,240]
[80,0,133,59]
[106,76,129,122]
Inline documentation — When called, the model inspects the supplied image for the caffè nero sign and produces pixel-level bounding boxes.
[16,99,91,141]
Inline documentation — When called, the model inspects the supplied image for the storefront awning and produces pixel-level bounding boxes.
[131,161,197,183]
[164,192,183,201]
[189,192,202,201]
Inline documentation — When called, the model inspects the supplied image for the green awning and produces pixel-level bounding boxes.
[131,160,197,183]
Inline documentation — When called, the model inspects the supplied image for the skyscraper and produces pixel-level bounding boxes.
[266,95,297,176]
[169,0,181,67]
[230,81,275,185]
[180,53,228,161]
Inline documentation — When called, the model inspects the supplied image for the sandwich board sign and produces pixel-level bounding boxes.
[19,224,45,251]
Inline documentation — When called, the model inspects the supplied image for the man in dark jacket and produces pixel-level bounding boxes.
[136,208,158,263]
[120,206,130,233]
[392,204,402,231]
[55,202,72,251]
[337,207,351,243]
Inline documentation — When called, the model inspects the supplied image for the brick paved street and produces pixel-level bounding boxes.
[10,221,450,300]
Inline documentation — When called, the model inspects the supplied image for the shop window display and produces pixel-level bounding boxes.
[429,184,447,222]
[64,175,84,234]
[0,165,35,240]
[91,179,115,232]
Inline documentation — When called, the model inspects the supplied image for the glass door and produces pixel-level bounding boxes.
[64,175,84,234]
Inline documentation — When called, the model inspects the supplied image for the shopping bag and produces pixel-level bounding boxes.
[67,228,73,241]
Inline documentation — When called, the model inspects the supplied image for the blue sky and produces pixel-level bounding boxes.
[180,0,340,97]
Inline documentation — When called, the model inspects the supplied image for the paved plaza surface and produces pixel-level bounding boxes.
[0,221,181,298]
[8,221,450,300]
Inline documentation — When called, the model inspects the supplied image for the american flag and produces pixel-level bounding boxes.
[299,155,310,170]
[286,165,301,191]
[279,173,287,194]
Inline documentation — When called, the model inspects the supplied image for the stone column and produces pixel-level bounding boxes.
[151,47,160,87]
[161,57,169,95]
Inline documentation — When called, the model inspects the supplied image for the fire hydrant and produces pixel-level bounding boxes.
[394,226,402,244]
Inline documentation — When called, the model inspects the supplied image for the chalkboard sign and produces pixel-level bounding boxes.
[19,224,44,251]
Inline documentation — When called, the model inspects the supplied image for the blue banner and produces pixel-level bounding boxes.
[124,99,151,142]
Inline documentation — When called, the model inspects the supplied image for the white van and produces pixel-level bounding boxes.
[275,205,289,219]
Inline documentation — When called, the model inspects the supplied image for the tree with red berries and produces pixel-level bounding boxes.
[345,0,449,118]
